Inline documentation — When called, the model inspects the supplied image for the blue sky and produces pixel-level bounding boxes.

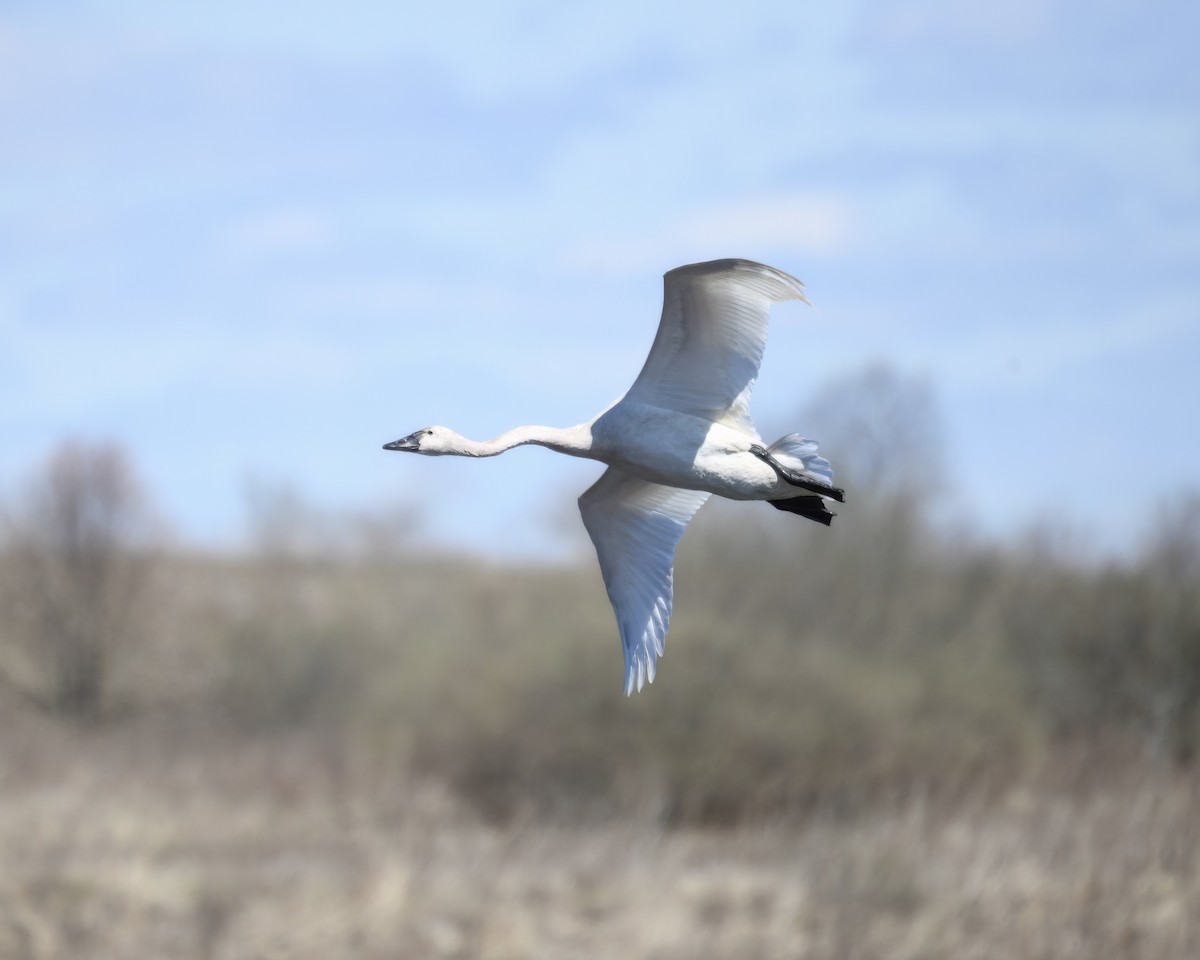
[3,0,1198,557]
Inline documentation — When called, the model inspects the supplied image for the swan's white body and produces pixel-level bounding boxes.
[386,259,840,694]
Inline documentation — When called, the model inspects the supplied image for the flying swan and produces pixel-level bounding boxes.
[384,259,844,694]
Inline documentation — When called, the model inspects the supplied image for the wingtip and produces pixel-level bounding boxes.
[664,258,807,303]
[623,652,659,696]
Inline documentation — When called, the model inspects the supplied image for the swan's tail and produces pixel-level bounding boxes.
[763,434,845,502]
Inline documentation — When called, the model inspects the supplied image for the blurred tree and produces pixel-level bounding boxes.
[1003,494,1200,766]
[242,476,420,562]
[788,364,949,647]
[0,441,160,720]
[796,362,946,512]
[1139,495,1200,765]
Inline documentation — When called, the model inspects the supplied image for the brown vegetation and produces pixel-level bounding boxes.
[0,442,161,720]
[1,405,1198,956]
[0,719,1195,959]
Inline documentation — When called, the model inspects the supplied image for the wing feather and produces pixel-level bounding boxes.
[578,468,710,694]
[625,259,807,432]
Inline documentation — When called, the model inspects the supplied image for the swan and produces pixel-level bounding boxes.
[384,259,844,694]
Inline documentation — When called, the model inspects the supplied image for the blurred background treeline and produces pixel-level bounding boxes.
[2,365,1197,824]
[1,367,1197,956]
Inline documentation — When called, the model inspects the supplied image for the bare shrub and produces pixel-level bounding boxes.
[0,441,161,720]
[1005,495,1200,764]
[784,364,949,648]
[210,482,419,734]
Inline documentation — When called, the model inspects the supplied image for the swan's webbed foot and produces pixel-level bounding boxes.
[749,444,846,502]
[769,495,835,524]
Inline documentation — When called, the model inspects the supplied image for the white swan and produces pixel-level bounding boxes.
[385,259,844,694]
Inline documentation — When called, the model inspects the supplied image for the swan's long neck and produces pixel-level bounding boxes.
[456,423,592,458]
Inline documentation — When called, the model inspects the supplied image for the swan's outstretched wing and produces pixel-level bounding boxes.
[625,259,808,432]
[579,467,710,695]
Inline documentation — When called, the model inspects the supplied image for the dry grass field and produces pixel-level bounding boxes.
[1,716,1196,960]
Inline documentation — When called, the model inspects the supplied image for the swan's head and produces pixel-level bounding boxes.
[383,426,463,456]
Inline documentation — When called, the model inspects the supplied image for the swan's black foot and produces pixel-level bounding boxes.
[770,495,835,525]
[749,444,846,502]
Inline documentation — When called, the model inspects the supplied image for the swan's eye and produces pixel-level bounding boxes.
[425,430,433,436]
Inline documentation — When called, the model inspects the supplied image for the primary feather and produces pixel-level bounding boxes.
[578,469,710,694]
[626,259,809,433]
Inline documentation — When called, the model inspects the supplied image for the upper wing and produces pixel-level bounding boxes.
[624,259,808,432]
[578,467,710,695]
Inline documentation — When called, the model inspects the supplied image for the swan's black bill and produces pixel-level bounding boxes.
[383,433,421,452]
